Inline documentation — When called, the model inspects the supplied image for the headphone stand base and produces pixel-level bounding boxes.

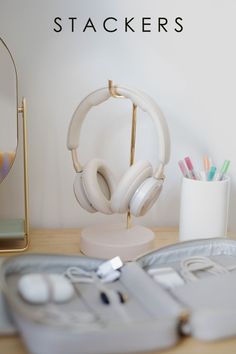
[80,223,155,262]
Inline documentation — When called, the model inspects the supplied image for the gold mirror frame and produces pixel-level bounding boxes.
[0,37,18,181]
[0,37,29,252]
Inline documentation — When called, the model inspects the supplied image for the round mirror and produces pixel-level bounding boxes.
[0,38,18,184]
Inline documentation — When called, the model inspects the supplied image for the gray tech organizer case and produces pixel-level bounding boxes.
[2,238,236,354]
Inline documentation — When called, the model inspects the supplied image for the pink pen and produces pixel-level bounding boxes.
[178,160,189,178]
[184,156,198,180]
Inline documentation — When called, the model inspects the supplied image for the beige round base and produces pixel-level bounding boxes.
[80,223,155,262]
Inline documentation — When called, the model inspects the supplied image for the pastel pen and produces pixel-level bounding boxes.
[203,156,211,172]
[184,157,198,180]
[178,160,189,178]
[207,166,217,181]
[215,160,230,181]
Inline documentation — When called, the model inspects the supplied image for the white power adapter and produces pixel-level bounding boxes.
[96,257,123,278]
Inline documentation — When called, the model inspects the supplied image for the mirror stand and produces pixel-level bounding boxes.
[0,97,29,253]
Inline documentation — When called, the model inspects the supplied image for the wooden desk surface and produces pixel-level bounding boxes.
[0,228,236,354]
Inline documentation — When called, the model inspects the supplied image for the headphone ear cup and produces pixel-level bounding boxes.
[110,160,152,214]
[74,173,97,213]
[130,177,163,217]
[82,158,117,214]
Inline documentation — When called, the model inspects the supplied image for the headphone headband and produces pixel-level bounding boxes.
[67,86,170,178]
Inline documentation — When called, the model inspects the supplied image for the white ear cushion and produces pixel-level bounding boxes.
[74,173,97,213]
[110,160,152,214]
[130,177,163,217]
[82,159,117,214]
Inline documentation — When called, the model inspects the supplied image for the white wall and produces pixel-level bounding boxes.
[0,0,236,230]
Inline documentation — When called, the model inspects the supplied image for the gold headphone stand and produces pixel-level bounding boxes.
[80,80,155,261]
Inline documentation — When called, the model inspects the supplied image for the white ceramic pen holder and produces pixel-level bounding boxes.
[179,176,230,241]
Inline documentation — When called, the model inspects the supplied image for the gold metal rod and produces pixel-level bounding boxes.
[126,103,137,229]
[130,104,137,165]
[22,98,30,238]
[126,211,131,229]
[107,81,137,230]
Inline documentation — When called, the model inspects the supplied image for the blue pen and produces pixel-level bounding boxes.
[207,166,216,181]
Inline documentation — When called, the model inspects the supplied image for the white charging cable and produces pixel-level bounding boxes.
[65,266,121,284]
[180,256,236,282]
[64,257,123,284]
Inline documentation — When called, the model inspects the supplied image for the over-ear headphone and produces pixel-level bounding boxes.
[67,85,170,217]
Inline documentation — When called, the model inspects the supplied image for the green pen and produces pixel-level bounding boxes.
[219,160,230,180]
